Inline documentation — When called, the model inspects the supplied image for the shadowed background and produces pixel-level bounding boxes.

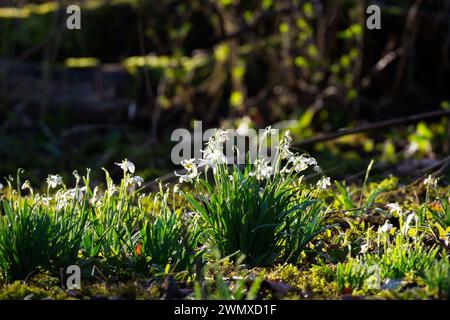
[0,0,449,186]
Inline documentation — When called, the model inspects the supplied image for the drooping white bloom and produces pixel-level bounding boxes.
[386,203,402,215]
[129,176,144,187]
[176,158,199,183]
[65,186,87,201]
[203,150,227,166]
[424,175,438,188]
[290,156,309,173]
[181,158,198,173]
[73,170,81,185]
[56,192,69,210]
[217,129,229,143]
[47,174,63,189]
[173,184,181,195]
[379,221,393,233]
[250,158,273,181]
[107,183,119,196]
[360,242,370,254]
[176,173,193,184]
[277,131,294,160]
[279,166,292,175]
[115,159,135,174]
[21,180,31,191]
[402,213,417,236]
[204,129,228,152]
[0,183,3,191]
[317,177,331,190]
[90,186,102,207]
[305,156,317,166]
[38,196,52,206]
[259,163,273,180]
[201,130,229,171]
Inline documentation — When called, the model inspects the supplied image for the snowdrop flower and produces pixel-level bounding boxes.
[201,130,228,167]
[280,166,292,175]
[313,165,322,173]
[90,186,102,207]
[0,183,3,191]
[126,176,144,192]
[56,197,69,211]
[176,159,199,183]
[386,203,402,215]
[38,196,52,206]
[129,176,144,187]
[290,156,309,173]
[47,174,63,189]
[182,158,198,173]
[115,159,135,174]
[217,129,229,143]
[424,175,438,188]
[65,186,87,201]
[177,173,193,184]
[21,180,31,191]
[317,177,331,190]
[305,157,317,166]
[379,221,393,233]
[205,129,228,150]
[107,183,119,196]
[250,158,273,181]
[360,242,370,254]
[277,131,294,160]
[21,180,33,194]
[259,163,273,180]
[200,130,229,172]
[203,150,227,167]
[73,170,81,185]
[402,213,417,236]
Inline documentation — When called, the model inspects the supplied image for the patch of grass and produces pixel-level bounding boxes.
[365,235,439,280]
[0,174,88,281]
[336,258,371,293]
[133,187,202,274]
[423,256,450,299]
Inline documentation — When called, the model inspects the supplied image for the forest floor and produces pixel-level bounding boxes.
[0,129,449,300]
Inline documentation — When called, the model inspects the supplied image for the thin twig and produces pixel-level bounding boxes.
[215,6,297,43]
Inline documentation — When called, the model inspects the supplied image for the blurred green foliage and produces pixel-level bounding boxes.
[0,0,449,183]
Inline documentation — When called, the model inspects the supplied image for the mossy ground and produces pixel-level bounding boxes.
[0,178,448,300]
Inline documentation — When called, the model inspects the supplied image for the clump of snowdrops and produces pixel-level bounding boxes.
[178,127,332,265]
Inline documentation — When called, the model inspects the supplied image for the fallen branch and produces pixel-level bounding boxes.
[292,109,450,148]
[405,155,450,189]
